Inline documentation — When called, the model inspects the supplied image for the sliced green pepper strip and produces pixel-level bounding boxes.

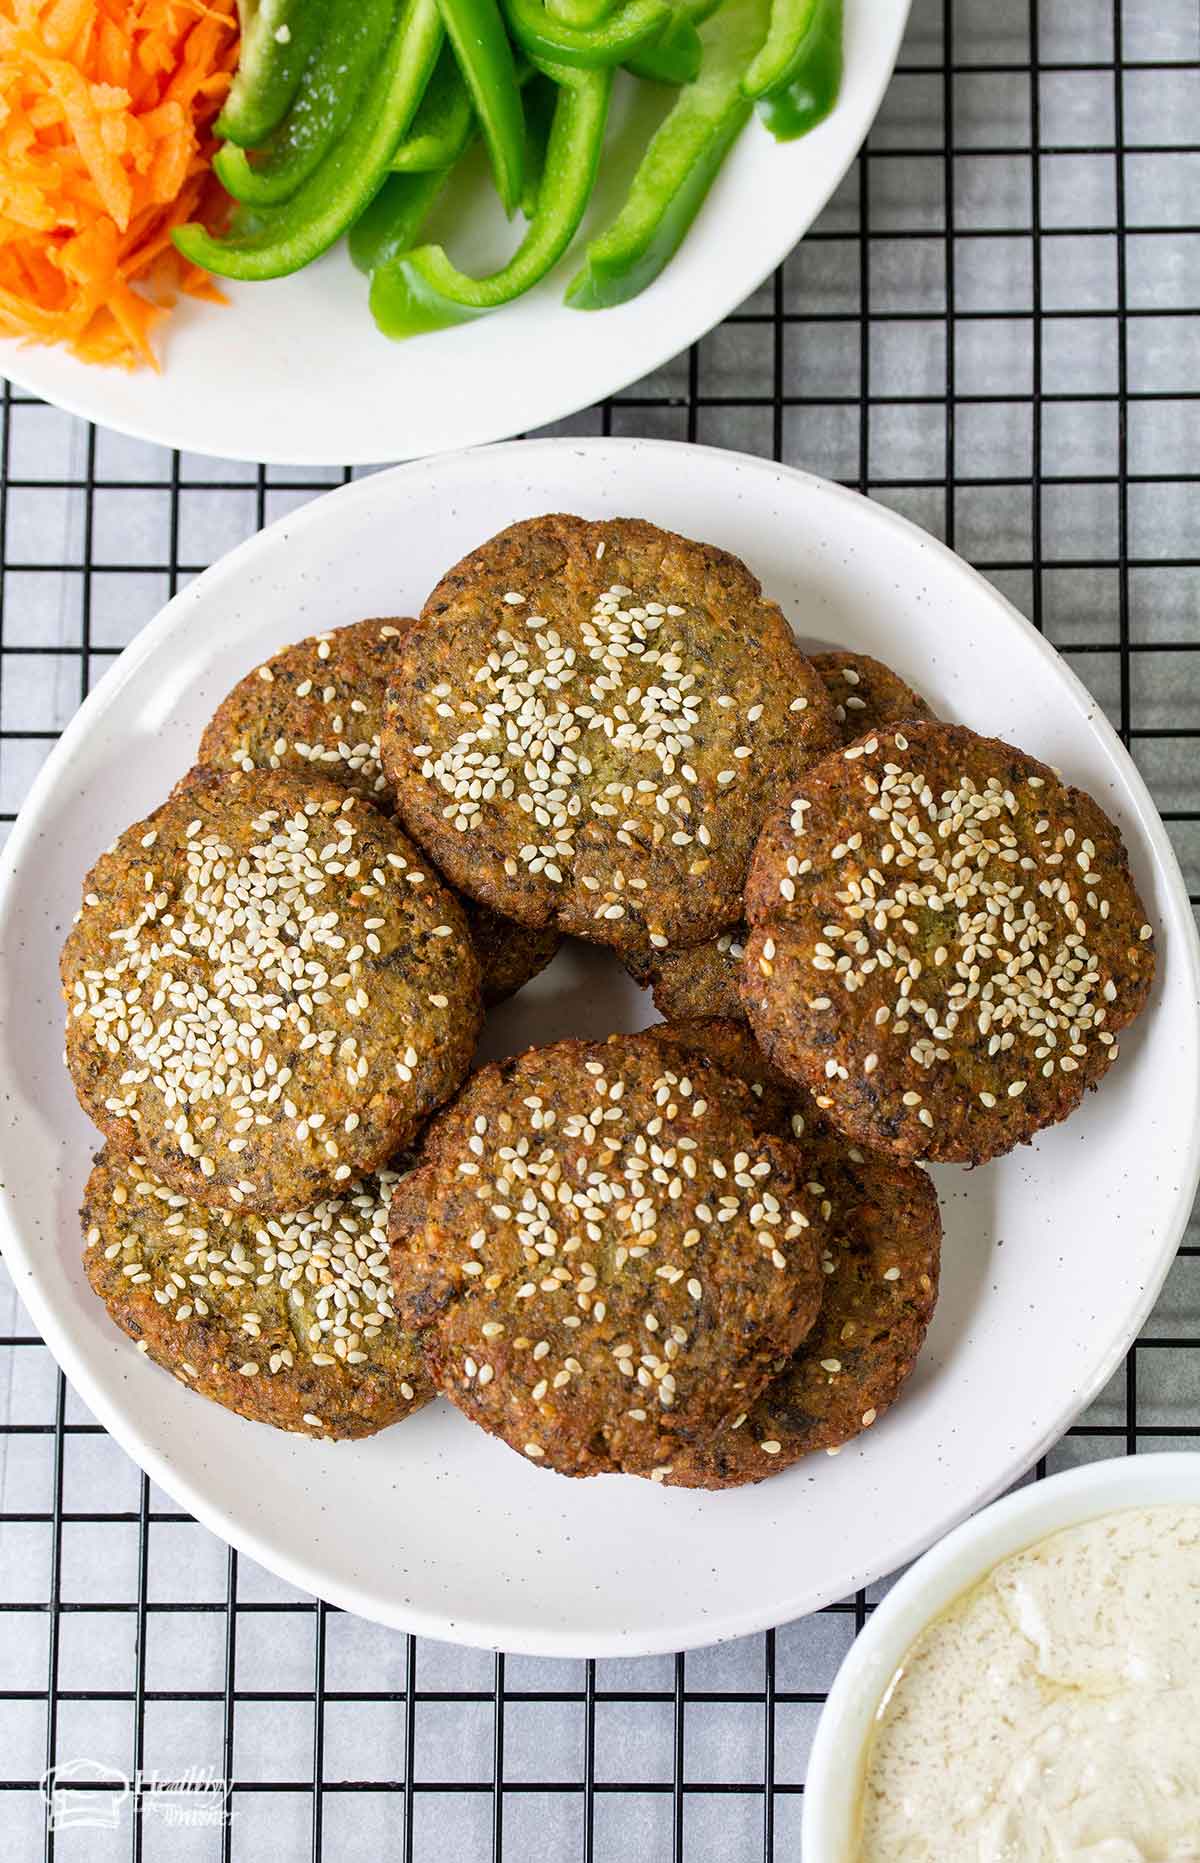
[625,12,702,83]
[216,0,326,147]
[392,53,541,173]
[545,0,617,26]
[567,0,768,310]
[349,169,451,273]
[754,0,841,138]
[435,0,526,215]
[174,0,443,280]
[215,0,393,207]
[391,40,475,171]
[502,0,670,70]
[519,72,559,216]
[371,62,610,336]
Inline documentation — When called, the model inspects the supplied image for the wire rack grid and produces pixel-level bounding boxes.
[1,0,1199,1857]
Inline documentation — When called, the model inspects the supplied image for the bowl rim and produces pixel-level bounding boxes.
[801,1449,1200,1859]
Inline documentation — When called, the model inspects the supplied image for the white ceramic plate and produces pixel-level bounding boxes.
[801,1451,1200,1858]
[1,437,1197,1658]
[0,0,910,466]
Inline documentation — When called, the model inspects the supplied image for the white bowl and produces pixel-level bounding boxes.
[1,437,1197,1657]
[802,1451,1200,1859]
[0,0,910,464]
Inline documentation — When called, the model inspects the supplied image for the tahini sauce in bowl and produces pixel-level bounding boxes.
[855,1505,1200,1859]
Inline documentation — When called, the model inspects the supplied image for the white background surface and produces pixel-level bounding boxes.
[1,0,1199,1856]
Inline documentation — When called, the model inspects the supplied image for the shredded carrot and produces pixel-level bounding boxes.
[0,0,239,368]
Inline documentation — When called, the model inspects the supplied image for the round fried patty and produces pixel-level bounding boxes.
[634,1020,940,1484]
[742,721,1156,1165]
[467,903,560,1009]
[626,925,749,1024]
[62,767,481,1210]
[198,616,409,805]
[811,650,936,743]
[379,515,840,955]
[197,617,559,1007]
[388,1034,829,1479]
[83,1147,432,1440]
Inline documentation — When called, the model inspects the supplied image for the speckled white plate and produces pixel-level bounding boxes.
[1,438,1196,1658]
[0,0,910,465]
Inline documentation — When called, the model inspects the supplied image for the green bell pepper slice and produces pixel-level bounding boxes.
[216,0,326,148]
[390,40,475,171]
[435,0,526,215]
[545,0,617,26]
[625,12,702,83]
[567,0,768,310]
[371,61,610,336]
[502,0,670,69]
[518,72,559,216]
[355,67,547,280]
[349,169,451,273]
[215,0,393,207]
[750,0,842,140]
[175,0,444,281]
[391,52,545,175]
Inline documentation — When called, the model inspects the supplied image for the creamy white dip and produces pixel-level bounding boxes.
[855,1505,1200,1861]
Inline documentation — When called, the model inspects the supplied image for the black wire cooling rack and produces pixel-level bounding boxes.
[2,2,1199,1858]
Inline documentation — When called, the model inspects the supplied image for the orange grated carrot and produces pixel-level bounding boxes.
[0,0,239,368]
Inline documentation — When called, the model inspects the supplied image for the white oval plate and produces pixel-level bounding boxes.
[1,437,1197,1658]
[0,0,910,466]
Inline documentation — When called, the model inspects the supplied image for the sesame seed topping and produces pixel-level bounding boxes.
[765,731,1150,1136]
[93,1151,419,1395]
[65,785,466,1192]
[394,1042,829,1464]
[399,568,824,936]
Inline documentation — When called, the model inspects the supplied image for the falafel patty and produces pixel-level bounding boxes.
[83,1147,432,1440]
[742,721,1156,1165]
[198,617,559,1006]
[388,1034,829,1479]
[379,515,840,955]
[625,926,749,1024]
[62,767,482,1210]
[634,1020,941,1484]
[811,650,936,743]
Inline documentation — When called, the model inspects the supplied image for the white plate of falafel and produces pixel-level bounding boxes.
[1,436,1197,1657]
